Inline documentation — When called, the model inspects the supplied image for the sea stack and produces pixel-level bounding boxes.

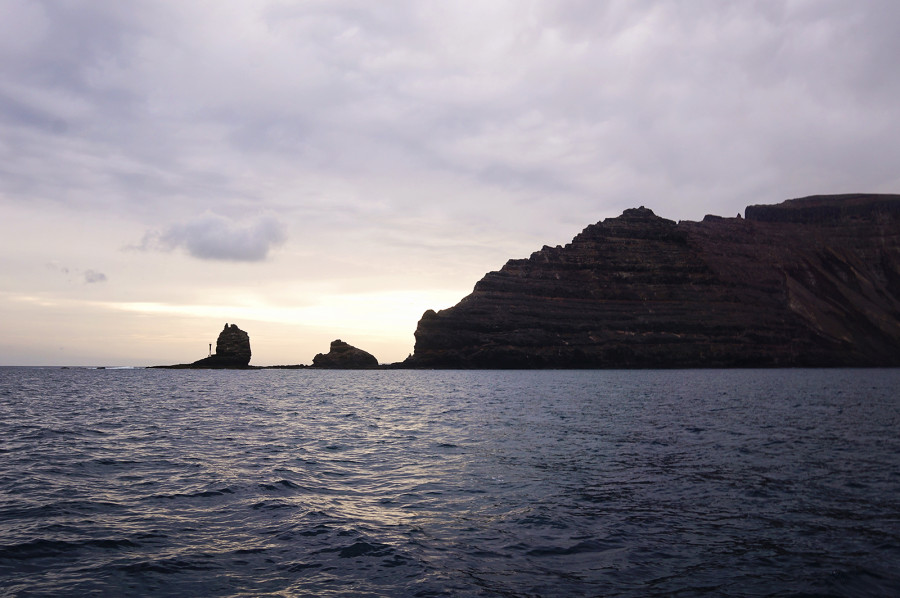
[188,323,252,368]
[312,340,378,369]
[404,194,900,368]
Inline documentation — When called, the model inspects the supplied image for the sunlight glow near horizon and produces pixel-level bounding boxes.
[1,288,465,366]
[98,289,461,336]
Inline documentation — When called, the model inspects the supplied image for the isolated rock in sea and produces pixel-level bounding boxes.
[187,323,252,368]
[405,194,900,368]
[312,340,379,369]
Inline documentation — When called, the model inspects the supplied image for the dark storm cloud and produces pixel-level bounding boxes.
[143,213,287,262]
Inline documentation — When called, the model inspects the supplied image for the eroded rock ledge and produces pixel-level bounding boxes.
[404,194,900,368]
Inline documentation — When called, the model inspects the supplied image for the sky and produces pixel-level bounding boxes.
[2,0,900,366]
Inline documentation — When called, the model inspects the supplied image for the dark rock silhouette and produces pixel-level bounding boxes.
[405,194,900,368]
[312,340,378,369]
[194,323,251,367]
[158,323,252,368]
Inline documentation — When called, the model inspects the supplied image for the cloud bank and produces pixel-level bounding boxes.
[3,1,899,227]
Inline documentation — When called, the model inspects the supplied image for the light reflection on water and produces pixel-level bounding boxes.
[0,367,899,596]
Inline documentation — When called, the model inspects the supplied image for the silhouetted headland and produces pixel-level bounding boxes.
[154,194,900,369]
[405,194,900,368]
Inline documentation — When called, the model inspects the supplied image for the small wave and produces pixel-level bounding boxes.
[272,523,331,541]
[88,457,141,466]
[0,539,77,560]
[86,538,141,549]
[0,537,139,560]
[258,479,301,491]
[251,500,293,511]
[149,487,235,500]
[0,500,123,521]
[316,540,394,559]
[514,514,570,529]
[233,547,268,555]
[286,561,323,572]
[525,539,618,557]
[118,556,222,574]
[20,427,81,440]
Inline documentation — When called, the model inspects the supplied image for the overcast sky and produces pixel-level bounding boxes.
[2,0,899,366]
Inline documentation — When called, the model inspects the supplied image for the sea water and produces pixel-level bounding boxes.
[0,367,898,597]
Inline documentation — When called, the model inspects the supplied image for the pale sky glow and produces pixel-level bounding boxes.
[95,289,462,339]
[2,1,900,365]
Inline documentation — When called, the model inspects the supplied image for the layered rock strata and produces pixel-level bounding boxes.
[406,194,900,368]
[312,340,379,369]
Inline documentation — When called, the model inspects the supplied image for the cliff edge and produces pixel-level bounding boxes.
[405,194,900,368]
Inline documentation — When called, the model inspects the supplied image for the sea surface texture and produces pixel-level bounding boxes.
[1,368,898,597]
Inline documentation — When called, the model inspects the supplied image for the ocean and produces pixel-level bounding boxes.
[0,367,898,597]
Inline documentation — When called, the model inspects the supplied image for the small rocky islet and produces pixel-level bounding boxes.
[312,340,379,369]
[155,326,379,370]
[157,193,900,369]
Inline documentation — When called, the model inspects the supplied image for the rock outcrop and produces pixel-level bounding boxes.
[405,194,900,368]
[167,323,252,368]
[312,340,379,369]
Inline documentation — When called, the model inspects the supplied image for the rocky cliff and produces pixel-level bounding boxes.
[163,323,252,368]
[405,194,900,368]
[312,340,379,369]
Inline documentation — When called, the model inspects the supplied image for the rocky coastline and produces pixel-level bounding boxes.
[155,194,900,369]
[405,194,900,368]
[155,327,380,370]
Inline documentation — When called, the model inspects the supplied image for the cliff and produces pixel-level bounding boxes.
[405,194,900,368]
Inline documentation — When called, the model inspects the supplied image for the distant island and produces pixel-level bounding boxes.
[156,194,900,369]
[154,324,381,370]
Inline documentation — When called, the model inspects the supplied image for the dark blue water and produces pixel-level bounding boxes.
[1,368,898,597]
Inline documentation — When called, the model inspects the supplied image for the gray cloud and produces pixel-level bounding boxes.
[84,270,107,284]
[47,262,107,283]
[146,213,287,262]
[2,2,900,231]
[46,261,70,275]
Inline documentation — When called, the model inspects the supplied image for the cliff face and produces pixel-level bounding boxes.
[406,195,900,368]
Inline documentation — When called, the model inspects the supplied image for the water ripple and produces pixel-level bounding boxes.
[0,367,898,596]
